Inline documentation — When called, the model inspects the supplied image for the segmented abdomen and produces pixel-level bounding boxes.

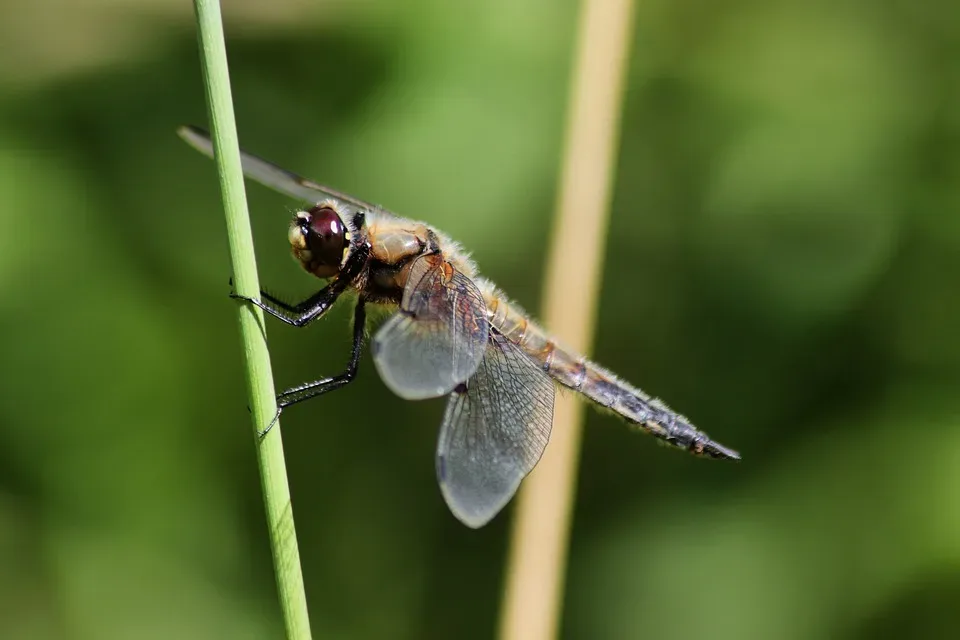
[484,294,739,460]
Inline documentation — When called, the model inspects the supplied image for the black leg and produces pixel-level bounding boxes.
[257,298,367,439]
[232,241,369,328]
[233,281,344,327]
[277,299,367,408]
[228,279,298,313]
[258,289,298,312]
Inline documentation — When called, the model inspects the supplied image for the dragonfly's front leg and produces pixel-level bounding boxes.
[231,240,370,327]
[232,282,343,328]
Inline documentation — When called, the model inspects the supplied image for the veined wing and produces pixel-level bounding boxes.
[373,254,489,400]
[178,125,382,211]
[437,333,555,528]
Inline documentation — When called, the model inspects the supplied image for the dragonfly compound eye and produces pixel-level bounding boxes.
[293,205,347,278]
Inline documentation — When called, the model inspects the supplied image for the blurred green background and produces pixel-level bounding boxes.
[1,0,958,638]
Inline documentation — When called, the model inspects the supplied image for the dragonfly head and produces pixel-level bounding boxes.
[289,203,350,278]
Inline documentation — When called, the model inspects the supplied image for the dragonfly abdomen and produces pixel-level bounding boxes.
[485,294,739,460]
[577,363,740,460]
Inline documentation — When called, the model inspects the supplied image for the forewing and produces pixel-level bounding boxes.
[373,255,489,400]
[436,333,555,528]
[178,125,382,211]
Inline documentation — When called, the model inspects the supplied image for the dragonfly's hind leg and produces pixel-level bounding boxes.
[257,298,367,440]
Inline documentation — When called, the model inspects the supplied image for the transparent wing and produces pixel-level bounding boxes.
[372,254,490,400]
[436,333,555,528]
[178,125,382,211]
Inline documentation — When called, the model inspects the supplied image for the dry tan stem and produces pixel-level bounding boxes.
[497,0,637,638]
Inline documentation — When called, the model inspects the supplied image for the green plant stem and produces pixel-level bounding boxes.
[190,1,312,638]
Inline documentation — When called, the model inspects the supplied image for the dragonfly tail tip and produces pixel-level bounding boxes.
[712,442,741,461]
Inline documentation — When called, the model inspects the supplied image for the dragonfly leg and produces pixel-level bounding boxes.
[231,242,369,328]
[233,283,341,327]
[257,298,367,440]
[257,289,300,311]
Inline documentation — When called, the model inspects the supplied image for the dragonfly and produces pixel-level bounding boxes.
[179,125,739,528]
